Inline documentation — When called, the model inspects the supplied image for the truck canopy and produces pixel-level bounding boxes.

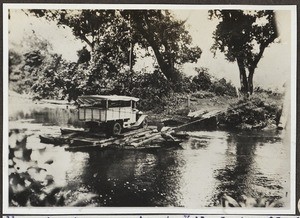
[77,95,139,106]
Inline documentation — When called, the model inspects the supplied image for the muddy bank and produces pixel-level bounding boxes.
[147,92,284,132]
[217,93,283,131]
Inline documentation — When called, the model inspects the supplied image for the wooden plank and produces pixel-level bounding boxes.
[97,130,153,148]
[130,134,162,147]
[122,130,165,148]
[66,128,152,150]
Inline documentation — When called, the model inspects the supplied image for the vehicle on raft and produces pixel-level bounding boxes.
[77,95,148,136]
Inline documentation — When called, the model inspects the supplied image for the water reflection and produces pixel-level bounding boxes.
[71,150,185,206]
[214,133,258,204]
[9,103,82,128]
[8,104,290,208]
[213,131,289,207]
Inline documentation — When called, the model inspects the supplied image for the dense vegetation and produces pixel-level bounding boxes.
[9,9,281,118]
[9,43,237,111]
[218,92,283,130]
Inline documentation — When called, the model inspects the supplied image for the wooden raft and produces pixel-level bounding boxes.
[66,127,162,151]
[39,126,183,151]
[39,104,244,151]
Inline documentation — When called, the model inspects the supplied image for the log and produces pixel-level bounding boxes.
[39,135,69,145]
[61,128,85,135]
[66,128,152,150]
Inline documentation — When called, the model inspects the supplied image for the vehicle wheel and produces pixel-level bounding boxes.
[111,122,122,136]
[141,118,148,129]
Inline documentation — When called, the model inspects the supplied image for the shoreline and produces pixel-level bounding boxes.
[9,90,285,132]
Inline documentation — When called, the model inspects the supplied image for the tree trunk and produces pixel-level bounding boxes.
[237,58,248,94]
[129,42,133,71]
[141,32,175,81]
[133,15,176,82]
[247,67,255,95]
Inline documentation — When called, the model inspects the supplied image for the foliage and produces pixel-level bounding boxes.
[191,91,215,99]
[10,49,46,94]
[9,50,22,75]
[121,10,202,81]
[211,78,237,97]
[9,35,236,107]
[29,10,117,51]
[28,9,202,82]
[9,35,54,95]
[77,46,91,64]
[131,70,172,111]
[190,67,237,97]
[209,10,278,94]
[10,10,241,108]
[191,67,212,91]
[28,9,136,87]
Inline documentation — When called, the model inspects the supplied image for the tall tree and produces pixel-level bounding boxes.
[121,10,202,82]
[209,10,278,95]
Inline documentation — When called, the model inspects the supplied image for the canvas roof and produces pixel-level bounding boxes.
[77,95,139,105]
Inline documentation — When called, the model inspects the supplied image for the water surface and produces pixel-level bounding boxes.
[8,101,290,208]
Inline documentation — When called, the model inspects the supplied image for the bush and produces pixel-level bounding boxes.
[190,68,237,97]
[210,78,237,97]
[218,93,282,129]
[173,74,194,93]
[130,70,172,111]
[191,67,212,91]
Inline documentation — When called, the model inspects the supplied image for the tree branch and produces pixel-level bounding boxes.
[80,35,93,50]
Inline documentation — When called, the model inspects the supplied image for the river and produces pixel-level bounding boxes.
[7,99,290,208]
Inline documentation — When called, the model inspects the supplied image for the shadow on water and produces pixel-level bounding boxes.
[73,149,185,207]
[213,133,258,203]
[211,131,287,207]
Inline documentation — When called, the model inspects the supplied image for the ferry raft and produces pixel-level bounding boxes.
[39,95,191,151]
[38,95,231,151]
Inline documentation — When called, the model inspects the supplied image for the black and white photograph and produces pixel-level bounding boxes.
[2,3,297,215]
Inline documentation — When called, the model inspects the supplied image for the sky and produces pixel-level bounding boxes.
[8,8,293,90]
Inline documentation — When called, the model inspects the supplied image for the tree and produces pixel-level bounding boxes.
[28,9,202,83]
[28,9,138,90]
[209,10,278,95]
[122,10,202,82]
[28,9,117,51]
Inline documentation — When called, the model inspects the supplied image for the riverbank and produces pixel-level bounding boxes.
[146,90,284,131]
[217,92,284,131]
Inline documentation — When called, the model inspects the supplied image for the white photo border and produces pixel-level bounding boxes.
[2,3,297,215]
